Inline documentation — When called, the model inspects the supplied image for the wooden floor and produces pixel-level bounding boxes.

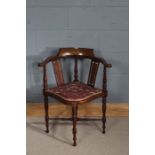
[27,103,128,117]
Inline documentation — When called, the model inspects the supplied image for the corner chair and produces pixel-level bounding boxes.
[38,48,112,146]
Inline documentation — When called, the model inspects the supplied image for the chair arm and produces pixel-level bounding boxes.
[38,56,57,67]
[92,57,112,68]
[38,62,44,67]
[93,57,111,91]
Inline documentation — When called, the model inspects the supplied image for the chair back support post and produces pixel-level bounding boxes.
[43,65,48,92]
[73,58,78,82]
[103,66,107,91]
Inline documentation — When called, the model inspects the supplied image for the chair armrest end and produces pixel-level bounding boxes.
[105,64,112,68]
[38,62,43,67]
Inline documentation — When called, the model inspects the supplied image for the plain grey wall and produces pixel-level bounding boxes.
[26,0,129,103]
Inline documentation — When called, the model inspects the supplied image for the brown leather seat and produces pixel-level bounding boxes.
[46,81,106,103]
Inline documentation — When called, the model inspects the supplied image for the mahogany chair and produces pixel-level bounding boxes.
[38,48,112,146]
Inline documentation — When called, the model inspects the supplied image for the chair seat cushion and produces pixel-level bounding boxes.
[46,81,106,103]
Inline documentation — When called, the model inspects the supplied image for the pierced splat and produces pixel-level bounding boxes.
[87,60,100,87]
[52,59,64,86]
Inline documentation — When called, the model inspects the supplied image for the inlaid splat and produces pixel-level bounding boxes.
[87,60,100,87]
[52,59,64,86]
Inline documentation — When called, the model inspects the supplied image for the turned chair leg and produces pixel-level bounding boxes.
[44,95,49,133]
[102,97,107,134]
[72,104,78,146]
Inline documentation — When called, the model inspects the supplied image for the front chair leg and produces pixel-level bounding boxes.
[72,103,78,146]
[44,95,49,133]
[102,97,107,134]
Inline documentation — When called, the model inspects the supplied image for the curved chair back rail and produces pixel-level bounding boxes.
[38,54,112,67]
[38,48,112,88]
